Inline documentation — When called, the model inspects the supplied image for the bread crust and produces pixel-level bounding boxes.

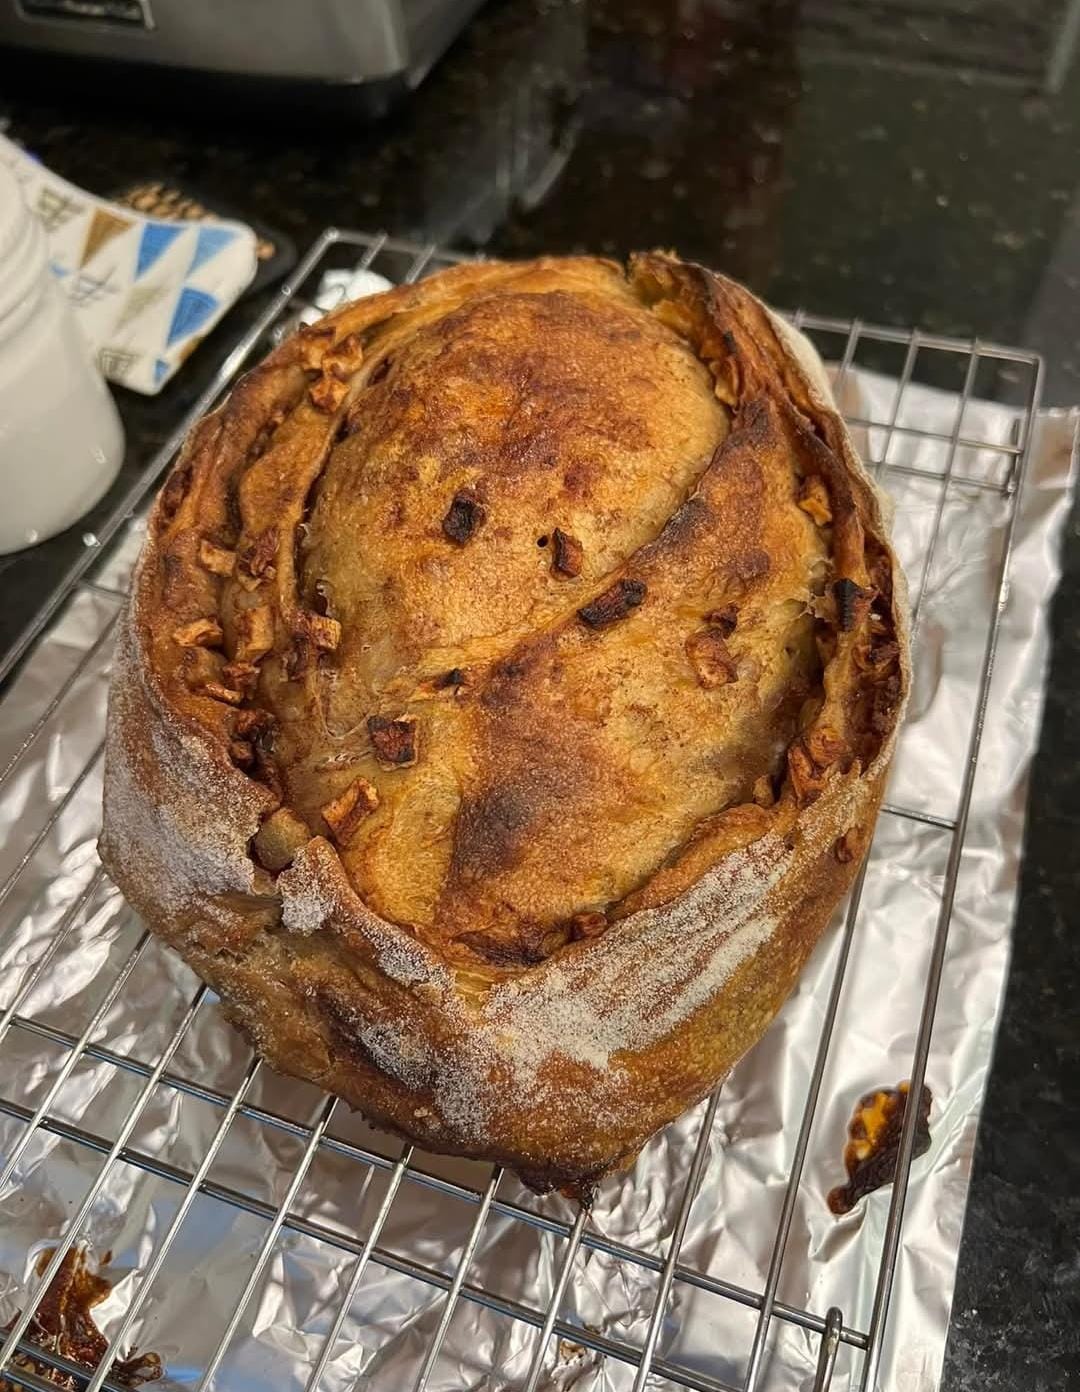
[99,253,908,1197]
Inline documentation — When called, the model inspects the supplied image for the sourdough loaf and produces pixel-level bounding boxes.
[100,253,908,1196]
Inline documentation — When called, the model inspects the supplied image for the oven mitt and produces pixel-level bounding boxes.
[0,133,257,395]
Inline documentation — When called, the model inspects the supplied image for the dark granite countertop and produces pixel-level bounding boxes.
[1,1,1077,1386]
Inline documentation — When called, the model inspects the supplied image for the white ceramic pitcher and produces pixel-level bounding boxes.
[0,163,124,555]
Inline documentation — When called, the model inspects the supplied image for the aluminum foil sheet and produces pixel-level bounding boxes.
[0,360,1074,1392]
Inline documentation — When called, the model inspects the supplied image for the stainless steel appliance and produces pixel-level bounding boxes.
[0,0,485,110]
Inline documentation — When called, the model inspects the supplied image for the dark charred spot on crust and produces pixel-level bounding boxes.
[578,578,646,629]
[551,527,584,578]
[707,604,738,637]
[313,579,332,616]
[652,494,711,555]
[570,910,607,942]
[315,987,431,1086]
[480,649,540,711]
[833,578,876,632]
[456,931,536,966]
[367,714,418,767]
[224,476,243,540]
[160,462,192,523]
[368,355,393,386]
[456,921,567,967]
[495,655,530,683]
[722,328,738,354]
[442,491,486,545]
[434,667,466,690]
[452,784,532,882]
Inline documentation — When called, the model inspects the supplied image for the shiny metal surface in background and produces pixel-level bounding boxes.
[0,231,1074,1392]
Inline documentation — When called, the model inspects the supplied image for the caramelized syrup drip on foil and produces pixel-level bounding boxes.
[827,1081,932,1216]
[0,1248,162,1390]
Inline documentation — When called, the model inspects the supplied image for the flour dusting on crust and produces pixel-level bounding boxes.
[488,835,787,1068]
[280,843,452,988]
[101,605,267,913]
[271,830,793,1148]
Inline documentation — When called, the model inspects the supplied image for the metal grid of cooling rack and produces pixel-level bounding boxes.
[0,228,1043,1392]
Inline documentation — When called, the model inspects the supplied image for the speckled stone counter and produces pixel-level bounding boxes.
[1,2,1077,1385]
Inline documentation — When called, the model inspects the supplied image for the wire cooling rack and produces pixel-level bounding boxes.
[0,229,1043,1392]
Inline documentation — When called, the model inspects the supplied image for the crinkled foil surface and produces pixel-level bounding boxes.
[0,359,1074,1392]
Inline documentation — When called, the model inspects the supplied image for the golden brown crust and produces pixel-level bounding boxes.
[99,252,908,1196]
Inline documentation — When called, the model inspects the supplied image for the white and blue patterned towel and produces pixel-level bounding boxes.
[0,133,257,395]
